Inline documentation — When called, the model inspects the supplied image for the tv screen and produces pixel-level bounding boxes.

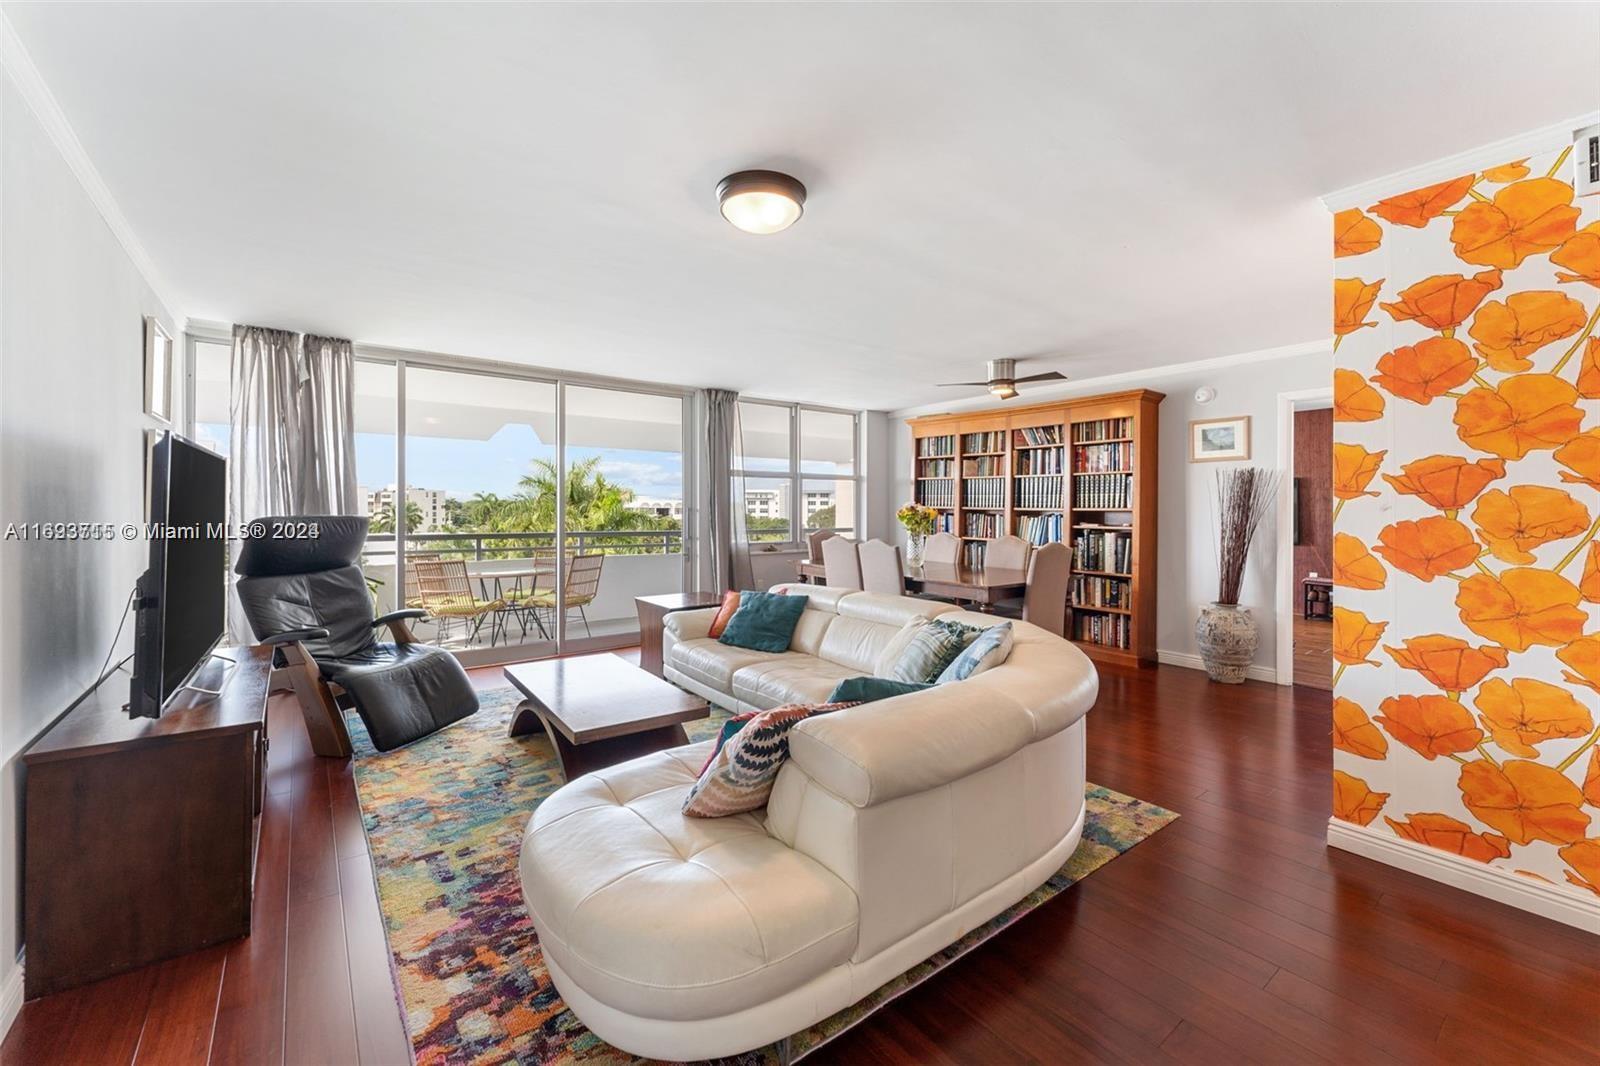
[129,432,227,718]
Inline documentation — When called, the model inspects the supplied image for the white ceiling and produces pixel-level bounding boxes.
[7,2,1598,411]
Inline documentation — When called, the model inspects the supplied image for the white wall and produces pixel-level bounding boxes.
[886,348,1330,678]
[0,59,179,1022]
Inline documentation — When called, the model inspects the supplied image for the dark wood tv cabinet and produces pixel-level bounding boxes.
[21,644,273,998]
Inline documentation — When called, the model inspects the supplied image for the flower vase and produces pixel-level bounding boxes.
[1195,602,1257,684]
[907,533,926,567]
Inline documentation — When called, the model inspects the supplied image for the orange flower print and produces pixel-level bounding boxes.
[1457,758,1591,846]
[1369,175,1473,228]
[1552,220,1600,288]
[1482,160,1530,184]
[1554,428,1600,488]
[1334,277,1384,340]
[1333,443,1385,500]
[1473,677,1593,758]
[1373,517,1480,581]
[1371,337,1476,404]
[1379,270,1502,332]
[1333,208,1382,258]
[1332,770,1388,826]
[1469,486,1591,565]
[1450,177,1580,269]
[1453,374,1583,460]
[1376,695,1484,760]
[1559,839,1600,897]
[1585,748,1600,809]
[1556,636,1600,694]
[1384,635,1508,693]
[1333,697,1388,759]
[1333,533,1386,590]
[1333,368,1384,423]
[1384,813,1511,863]
[1578,338,1600,399]
[1455,568,1585,652]
[1583,543,1600,603]
[1466,291,1589,372]
[1381,455,1505,513]
[1332,606,1386,666]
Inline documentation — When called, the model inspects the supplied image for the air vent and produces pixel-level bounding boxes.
[1577,123,1600,198]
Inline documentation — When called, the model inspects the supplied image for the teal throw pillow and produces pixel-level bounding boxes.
[887,618,985,683]
[718,590,809,653]
[827,676,935,704]
[937,622,1015,683]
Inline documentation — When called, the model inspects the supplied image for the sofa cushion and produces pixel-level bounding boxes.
[684,701,857,817]
[937,622,1015,683]
[885,618,985,683]
[667,637,780,692]
[520,743,859,1021]
[732,654,862,709]
[719,591,809,653]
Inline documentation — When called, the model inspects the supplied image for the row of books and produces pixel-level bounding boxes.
[1072,529,1131,573]
[1073,473,1131,509]
[1014,426,1062,446]
[915,479,956,510]
[1073,442,1132,473]
[963,541,987,568]
[1072,575,1129,609]
[917,435,957,458]
[917,457,954,478]
[963,456,1004,477]
[963,512,1001,538]
[1015,475,1064,509]
[1015,448,1063,475]
[1074,612,1130,649]
[1017,513,1064,545]
[963,477,1006,510]
[962,430,1006,453]
[1073,417,1132,443]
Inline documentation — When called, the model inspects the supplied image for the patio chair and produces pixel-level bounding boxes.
[402,551,440,609]
[521,552,605,638]
[414,558,507,647]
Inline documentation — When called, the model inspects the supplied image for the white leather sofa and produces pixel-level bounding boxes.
[518,585,1096,1061]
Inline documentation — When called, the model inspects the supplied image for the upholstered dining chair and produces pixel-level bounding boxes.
[923,531,960,566]
[821,535,863,589]
[1022,541,1072,636]
[807,528,836,564]
[986,534,1032,572]
[858,538,905,595]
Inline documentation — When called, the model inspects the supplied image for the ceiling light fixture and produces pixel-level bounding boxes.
[717,170,806,234]
[989,383,1019,400]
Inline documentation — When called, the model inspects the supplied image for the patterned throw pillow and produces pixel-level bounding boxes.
[937,622,1015,683]
[887,618,985,683]
[682,701,857,818]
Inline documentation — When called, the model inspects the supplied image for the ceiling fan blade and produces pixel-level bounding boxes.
[935,381,994,387]
[1012,371,1068,383]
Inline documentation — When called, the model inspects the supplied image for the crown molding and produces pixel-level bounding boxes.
[0,10,181,317]
[888,338,1329,419]
[1321,109,1600,214]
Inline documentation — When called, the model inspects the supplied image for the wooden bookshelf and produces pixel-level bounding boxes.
[909,389,1162,665]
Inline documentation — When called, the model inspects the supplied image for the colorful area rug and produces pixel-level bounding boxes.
[348,687,1177,1065]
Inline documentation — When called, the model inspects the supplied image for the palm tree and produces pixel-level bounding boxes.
[370,499,423,534]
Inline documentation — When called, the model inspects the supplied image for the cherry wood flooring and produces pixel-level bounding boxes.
[4,656,1596,1066]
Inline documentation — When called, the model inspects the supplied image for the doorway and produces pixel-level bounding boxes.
[1275,387,1334,689]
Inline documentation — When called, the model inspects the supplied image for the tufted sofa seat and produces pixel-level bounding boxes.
[519,585,1097,1061]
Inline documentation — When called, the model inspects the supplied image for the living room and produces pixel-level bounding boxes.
[1,4,1597,1064]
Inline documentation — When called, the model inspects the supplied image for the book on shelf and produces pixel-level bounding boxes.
[1072,417,1133,443]
[1072,528,1131,573]
[1017,513,1063,545]
[915,478,955,510]
[1074,611,1130,649]
[1071,472,1132,509]
[962,540,987,568]
[961,456,1005,477]
[1072,441,1132,472]
[1014,448,1062,475]
[962,511,1001,538]
[1014,475,1063,509]
[961,430,1006,453]
[1072,574,1129,609]
[1013,426,1062,447]
[962,477,1006,509]
[918,457,954,478]
[917,434,956,457]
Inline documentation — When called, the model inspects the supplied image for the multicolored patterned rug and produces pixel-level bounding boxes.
[347,687,1177,1065]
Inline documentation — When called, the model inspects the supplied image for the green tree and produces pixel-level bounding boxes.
[371,499,423,534]
[807,505,836,531]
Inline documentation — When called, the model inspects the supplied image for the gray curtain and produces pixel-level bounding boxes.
[227,324,359,638]
[704,389,752,592]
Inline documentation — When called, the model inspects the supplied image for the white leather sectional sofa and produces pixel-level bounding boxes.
[518,585,1097,1061]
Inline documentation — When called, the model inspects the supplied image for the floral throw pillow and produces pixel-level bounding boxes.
[682,701,857,818]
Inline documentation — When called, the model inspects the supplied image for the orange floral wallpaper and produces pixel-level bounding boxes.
[1332,145,1600,902]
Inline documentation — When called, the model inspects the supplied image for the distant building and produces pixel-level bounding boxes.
[744,488,785,519]
[803,490,834,519]
[623,496,684,520]
[362,484,451,533]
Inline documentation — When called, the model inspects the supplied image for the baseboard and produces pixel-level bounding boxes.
[0,956,22,1042]
[1157,649,1276,685]
[1326,819,1600,933]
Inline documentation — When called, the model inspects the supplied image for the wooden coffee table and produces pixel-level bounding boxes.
[504,652,711,780]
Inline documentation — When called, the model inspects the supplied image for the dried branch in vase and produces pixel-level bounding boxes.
[1213,467,1280,605]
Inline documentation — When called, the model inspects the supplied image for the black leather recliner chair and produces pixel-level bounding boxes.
[234,515,479,754]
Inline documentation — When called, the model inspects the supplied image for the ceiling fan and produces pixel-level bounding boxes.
[936,358,1067,400]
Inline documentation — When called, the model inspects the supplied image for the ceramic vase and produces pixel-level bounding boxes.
[1195,602,1257,684]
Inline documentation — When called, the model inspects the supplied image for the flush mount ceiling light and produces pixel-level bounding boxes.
[717,170,806,234]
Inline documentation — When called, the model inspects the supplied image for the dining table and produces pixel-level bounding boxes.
[794,559,1028,606]
[469,563,557,640]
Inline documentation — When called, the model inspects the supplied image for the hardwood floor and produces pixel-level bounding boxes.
[5,654,1595,1065]
[1292,615,1332,690]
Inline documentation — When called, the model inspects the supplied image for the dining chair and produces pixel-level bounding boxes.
[858,538,905,595]
[807,528,837,564]
[414,558,507,647]
[523,553,605,638]
[1022,541,1072,637]
[923,532,960,566]
[821,535,863,590]
[986,534,1032,572]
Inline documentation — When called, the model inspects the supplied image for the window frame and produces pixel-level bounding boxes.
[732,399,861,549]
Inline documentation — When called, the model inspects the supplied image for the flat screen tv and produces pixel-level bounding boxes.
[128,431,228,718]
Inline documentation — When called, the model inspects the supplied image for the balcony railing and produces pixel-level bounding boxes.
[361,528,683,562]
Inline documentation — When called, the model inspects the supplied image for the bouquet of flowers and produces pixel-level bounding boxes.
[896,503,939,537]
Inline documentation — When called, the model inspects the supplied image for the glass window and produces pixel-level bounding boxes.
[800,408,855,475]
[738,401,791,472]
[192,341,231,456]
[740,477,792,543]
[802,476,855,535]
